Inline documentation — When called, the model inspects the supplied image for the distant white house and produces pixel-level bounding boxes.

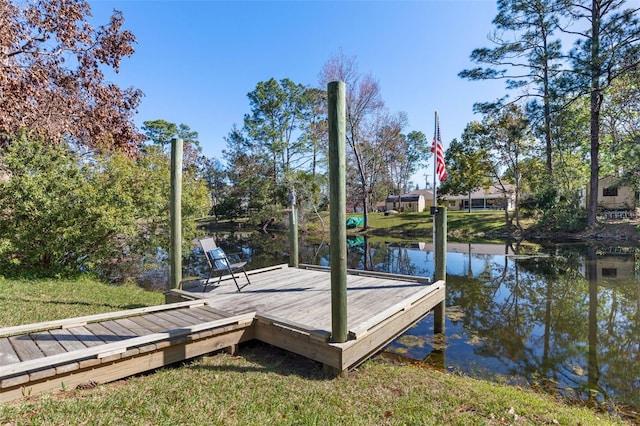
[440,184,516,211]
[383,185,517,212]
[384,189,434,212]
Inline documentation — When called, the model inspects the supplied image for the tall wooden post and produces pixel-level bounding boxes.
[328,81,348,343]
[433,207,446,333]
[169,138,183,290]
[288,189,299,267]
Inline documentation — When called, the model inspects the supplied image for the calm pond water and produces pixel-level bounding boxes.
[178,232,640,412]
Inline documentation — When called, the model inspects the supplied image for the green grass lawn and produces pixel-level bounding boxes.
[368,210,508,235]
[0,277,630,425]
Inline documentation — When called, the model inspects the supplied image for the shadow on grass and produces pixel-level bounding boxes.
[191,340,337,381]
[0,295,147,311]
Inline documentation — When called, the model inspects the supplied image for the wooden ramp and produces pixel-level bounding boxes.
[1,265,445,402]
[0,300,255,403]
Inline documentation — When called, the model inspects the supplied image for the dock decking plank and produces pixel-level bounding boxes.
[31,331,67,356]
[212,272,330,315]
[126,314,170,333]
[49,328,88,353]
[68,326,110,347]
[99,319,141,340]
[0,337,20,365]
[0,299,209,338]
[140,312,185,330]
[111,317,154,337]
[153,310,200,328]
[103,318,156,355]
[8,335,44,361]
[180,306,226,323]
[84,322,127,343]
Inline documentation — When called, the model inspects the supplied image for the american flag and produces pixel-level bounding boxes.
[430,120,447,182]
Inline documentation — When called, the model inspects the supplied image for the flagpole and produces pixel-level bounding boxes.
[432,110,438,209]
[432,111,438,271]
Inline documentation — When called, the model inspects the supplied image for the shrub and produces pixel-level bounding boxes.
[0,137,209,278]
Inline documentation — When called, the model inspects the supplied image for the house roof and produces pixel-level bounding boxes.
[408,189,434,198]
[386,193,425,203]
[441,184,516,201]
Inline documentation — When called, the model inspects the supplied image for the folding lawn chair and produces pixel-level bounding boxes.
[199,237,251,292]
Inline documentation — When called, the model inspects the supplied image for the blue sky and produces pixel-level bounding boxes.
[90,0,503,187]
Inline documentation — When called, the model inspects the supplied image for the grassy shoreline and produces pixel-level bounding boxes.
[0,277,630,425]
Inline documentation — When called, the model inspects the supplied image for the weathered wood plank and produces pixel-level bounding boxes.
[31,331,67,356]
[110,317,154,337]
[67,326,107,348]
[139,312,183,330]
[256,314,331,342]
[84,322,127,343]
[0,325,254,403]
[344,282,439,328]
[153,310,200,328]
[8,335,43,361]
[301,264,431,284]
[100,320,143,339]
[49,328,87,353]
[348,282,444,339]
[180,306,226,323]
[0,299,209,337]
[253,320,342,368]
[0,337,20,365]
[126,315,168,333]
[213,271,331,315]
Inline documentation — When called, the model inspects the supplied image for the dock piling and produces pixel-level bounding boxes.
[170,137,183,290]
[328,81,348,344]
[288,189,299,267]
[434,206,446,334]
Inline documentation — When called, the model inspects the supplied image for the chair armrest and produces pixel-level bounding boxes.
[225,252,243,262]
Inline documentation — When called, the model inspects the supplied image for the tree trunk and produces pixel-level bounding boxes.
[361,188,369,228]
[587,0,602,227]
[541,23,553,176]
[272,151,278,204]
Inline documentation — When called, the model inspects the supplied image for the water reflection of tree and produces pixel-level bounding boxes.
[445,245,640,411]
[448,251,587,392]
[344,240,428,277]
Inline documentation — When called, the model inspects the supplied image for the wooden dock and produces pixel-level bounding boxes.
[1,264,445,403]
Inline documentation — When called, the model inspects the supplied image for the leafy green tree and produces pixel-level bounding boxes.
[471,105,535,227]
[439,132,492,213]
[0,136,209,278]
[548,97,591,193]
[243,78,309,202]
[459,0,566,175]
[563,0,640,226]
[223,124,274,219]
[599,70,640,189]
[300,87,329,179]
[141,119,202,167]
[199,157,228,219]
[388,130,429,195]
